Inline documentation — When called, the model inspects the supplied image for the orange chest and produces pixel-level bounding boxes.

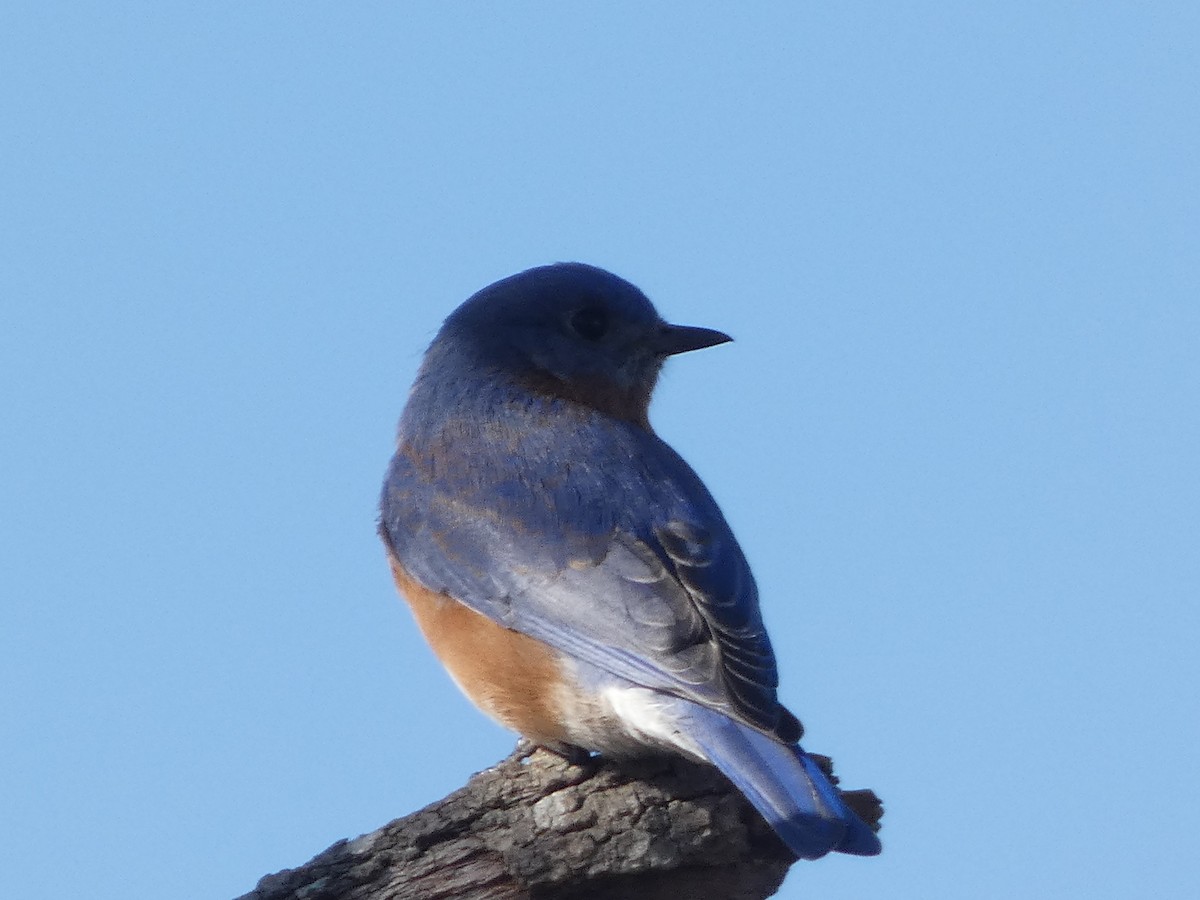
[389,556,572,748]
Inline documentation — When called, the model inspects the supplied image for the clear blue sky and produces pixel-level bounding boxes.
[2,4,1196,898]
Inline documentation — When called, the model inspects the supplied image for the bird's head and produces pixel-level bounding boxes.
[434,263,731,426]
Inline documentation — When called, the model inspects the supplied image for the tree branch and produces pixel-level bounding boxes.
[236,748,881,900]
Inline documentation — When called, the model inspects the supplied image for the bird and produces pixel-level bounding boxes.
[378,262,881,860]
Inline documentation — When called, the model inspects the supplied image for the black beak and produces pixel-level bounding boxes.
[655,323,734,356]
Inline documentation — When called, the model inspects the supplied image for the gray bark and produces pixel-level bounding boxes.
[236,747,881,900]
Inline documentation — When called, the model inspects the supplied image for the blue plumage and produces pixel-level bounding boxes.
[679,701,881,858]
[380,262,880,860]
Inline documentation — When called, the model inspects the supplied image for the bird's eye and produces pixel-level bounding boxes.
[570,306,609,341]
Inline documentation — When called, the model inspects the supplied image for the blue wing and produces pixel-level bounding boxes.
[380,407,800,741]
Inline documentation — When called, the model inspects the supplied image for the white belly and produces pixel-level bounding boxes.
[555,679,708,762]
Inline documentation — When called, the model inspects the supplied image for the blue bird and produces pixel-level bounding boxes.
[379,262,881,860]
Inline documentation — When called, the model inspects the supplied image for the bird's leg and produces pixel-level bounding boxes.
[503,737,540,763]
[540,740,594,767]
[507,737,595,769]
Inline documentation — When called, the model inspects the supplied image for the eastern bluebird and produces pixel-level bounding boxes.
[379,263,881,860]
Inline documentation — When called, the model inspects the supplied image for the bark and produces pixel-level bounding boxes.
[236,747,881,900]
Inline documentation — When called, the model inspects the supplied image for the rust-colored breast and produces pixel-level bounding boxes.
[388,555,571,748]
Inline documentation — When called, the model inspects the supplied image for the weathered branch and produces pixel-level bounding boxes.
[236,747,881,900]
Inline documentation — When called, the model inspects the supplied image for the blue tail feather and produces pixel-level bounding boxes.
[683,704,881,860]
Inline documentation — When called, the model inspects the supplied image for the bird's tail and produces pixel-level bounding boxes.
[683,704,881,860]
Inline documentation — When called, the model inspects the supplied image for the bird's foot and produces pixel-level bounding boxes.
[543,741,594,768]
[504,738,540,763]
[507,738,595,770]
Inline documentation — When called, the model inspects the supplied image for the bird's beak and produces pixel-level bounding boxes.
[655,323,734,356]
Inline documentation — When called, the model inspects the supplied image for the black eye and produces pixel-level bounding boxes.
[570,306,609,341]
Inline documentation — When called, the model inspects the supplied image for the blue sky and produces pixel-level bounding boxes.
[2,4,1197,898]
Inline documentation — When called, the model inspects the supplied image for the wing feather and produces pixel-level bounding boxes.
[381,417,801,741]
